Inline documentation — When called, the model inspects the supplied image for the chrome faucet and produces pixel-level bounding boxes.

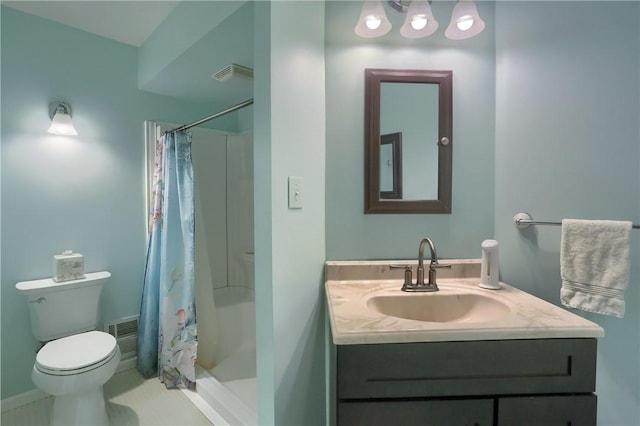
[402,237,451,292]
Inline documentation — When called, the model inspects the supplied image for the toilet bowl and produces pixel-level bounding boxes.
[32,331,121,426]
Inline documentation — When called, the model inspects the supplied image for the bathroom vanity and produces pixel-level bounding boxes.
[325,260,604,426]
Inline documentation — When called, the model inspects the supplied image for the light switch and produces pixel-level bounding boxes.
[288,176,303,209]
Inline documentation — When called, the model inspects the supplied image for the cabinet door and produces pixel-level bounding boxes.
[338,339,596,399]
[339,399,493,426]
[498,395,596,426]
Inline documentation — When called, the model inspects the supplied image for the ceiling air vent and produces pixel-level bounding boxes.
[212,64,254,82]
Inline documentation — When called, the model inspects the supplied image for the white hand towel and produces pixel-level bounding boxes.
[560,219,632,318]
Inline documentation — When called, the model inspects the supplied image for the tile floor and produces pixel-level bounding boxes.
[1,369,213,426]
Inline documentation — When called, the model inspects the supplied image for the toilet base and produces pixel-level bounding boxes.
[50,386,109,426]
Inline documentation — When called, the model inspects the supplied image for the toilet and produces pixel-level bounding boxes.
[16,271,121,426]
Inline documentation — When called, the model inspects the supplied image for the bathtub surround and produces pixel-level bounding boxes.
[193,286,257,424]
[189,125,257,420]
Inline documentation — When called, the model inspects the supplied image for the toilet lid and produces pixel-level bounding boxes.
[36,331,118,374]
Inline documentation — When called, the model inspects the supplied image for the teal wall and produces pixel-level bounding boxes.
[494,3,640,425]
[0,6,220,398]
[254,2,327,424]
[253,2,275,421]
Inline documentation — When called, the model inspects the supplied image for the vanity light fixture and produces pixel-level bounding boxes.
[444,0,485,40]
[354,0,485,40]
[48,101,78,136]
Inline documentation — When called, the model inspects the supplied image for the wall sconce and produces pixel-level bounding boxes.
[48,101,78,136]
[354,0,485,40]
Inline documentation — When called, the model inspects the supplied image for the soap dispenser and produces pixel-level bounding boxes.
[479,239,500,290]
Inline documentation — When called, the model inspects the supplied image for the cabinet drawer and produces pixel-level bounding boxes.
[498,394,597,426]
[338,398,493,426]
[338,339,596,399]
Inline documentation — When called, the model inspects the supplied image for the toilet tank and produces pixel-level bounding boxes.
[16,271,111,341]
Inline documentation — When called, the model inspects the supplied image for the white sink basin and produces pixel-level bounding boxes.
[366,292,511,323]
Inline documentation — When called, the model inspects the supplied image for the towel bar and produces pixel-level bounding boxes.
[513,213,640,230]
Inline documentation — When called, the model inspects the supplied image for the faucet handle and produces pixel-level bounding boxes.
[432,262,452,270]
[428,262,452,284]
[390,264,413,288]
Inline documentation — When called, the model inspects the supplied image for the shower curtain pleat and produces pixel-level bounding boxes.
[138,131,197,389]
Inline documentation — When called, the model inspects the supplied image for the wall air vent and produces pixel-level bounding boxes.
[212,64,254,82]
[105,315,139,360]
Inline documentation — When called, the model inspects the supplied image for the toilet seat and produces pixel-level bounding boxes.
[36,331,118,376]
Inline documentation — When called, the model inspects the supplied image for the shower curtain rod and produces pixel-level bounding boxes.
[166,98,254,134]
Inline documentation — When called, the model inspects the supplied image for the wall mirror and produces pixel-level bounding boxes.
[365,68,452,214]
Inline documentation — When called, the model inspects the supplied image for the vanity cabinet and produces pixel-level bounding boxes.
[337,338,597,425]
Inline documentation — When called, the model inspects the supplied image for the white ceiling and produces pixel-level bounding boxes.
[2,1,180,47]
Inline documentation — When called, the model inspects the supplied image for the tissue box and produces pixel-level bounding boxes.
[53,250,85,282]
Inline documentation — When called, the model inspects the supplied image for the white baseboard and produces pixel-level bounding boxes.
[1,388,49,412]
[115,357,137,374]
[1,357,138,413]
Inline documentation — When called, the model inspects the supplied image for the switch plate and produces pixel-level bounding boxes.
[288,176,303,209]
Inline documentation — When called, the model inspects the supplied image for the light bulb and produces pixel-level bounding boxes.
[365,15,382,30]
[411,15,428,30]
[456,14,474,31]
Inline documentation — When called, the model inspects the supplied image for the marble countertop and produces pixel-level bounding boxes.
[325,260,604,345]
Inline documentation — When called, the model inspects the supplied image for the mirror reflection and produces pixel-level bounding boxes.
[380,132,402,199]
[380,82,439,200]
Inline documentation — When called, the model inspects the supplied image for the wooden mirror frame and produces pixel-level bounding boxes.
[364,69,452,214]
[380,132,403,200]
